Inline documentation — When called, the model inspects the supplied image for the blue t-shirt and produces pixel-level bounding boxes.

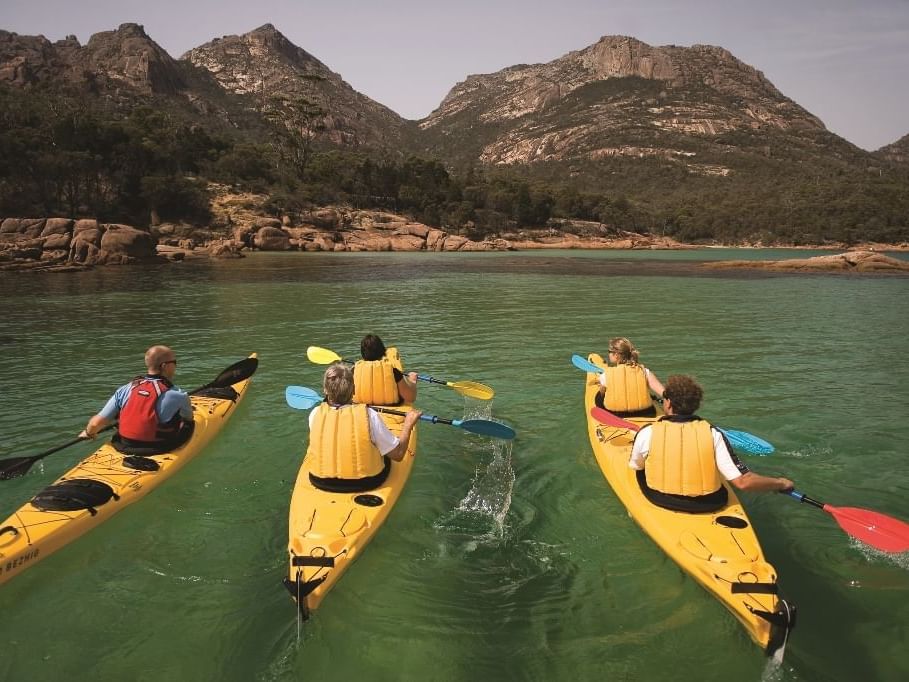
[99,376,193,424]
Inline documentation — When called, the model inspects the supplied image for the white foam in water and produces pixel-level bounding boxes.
[852,538,909,571]
[761,656,788,681]
[785,444,833,460]
[462,397,492,421]
[434,439,515,546]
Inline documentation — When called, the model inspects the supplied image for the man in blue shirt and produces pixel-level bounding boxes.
[80,345,194,450]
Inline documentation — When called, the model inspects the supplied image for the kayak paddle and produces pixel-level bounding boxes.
[782,490,909,553]
[720,429,774,456]
[285,385,325,410]
[591,408,909,553]
[306,345,347,364]
[307,345,495,399]
[590,406,643,432]
[0,356,259,481]
[578,356,774,455]
[572,353,604,374]
[414,375,494,400]
[285,385,515,440]
[370,406,515,439]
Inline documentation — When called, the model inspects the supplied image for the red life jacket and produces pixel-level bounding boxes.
[118,377,172,442]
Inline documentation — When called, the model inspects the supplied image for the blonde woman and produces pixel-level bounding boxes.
[596,337,665,417]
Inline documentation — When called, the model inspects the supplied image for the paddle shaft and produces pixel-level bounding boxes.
[370,406,455,426]
[784,489,825,510]
[417,375,448,386]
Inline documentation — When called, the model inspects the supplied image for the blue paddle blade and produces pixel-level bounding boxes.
[719,428,774,455]
[571,354,604,374]
[285,386,322,410]
[455,418,516,440]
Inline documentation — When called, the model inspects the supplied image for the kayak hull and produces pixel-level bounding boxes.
[583,353,794,656]
[0,354,256,587]
[285,406,417,616]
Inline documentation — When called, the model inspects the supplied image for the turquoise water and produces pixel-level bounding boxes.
[1,250,908,681]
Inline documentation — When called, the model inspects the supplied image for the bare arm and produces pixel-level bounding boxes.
[80,414,111,439]
[397,371,418,404]
[645,368,664,397]
[386,409,422,461]
[729,472,794,493]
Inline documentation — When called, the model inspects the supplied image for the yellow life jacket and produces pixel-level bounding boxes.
[603,364,652,412]
[353,347,403,406]
[644,419,722,496]
[308,403,385,479]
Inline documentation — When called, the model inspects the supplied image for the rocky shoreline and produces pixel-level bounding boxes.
[2,190,907,273]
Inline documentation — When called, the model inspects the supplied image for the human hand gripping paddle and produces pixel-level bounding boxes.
[589,405,909,554]
[0,356,259,481]
[572,354,774,456]
[306,345,495,400]
[285,385,515,440]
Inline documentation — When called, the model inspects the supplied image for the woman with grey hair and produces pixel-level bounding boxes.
[307,363,421,492]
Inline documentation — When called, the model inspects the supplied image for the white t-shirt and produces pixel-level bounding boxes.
[629,423,744,481]
[308,404,400,455]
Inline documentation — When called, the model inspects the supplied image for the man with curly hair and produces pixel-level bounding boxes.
[629,375,793,513]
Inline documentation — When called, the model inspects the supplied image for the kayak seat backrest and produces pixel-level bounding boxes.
[112,422,196,456]
[31,478,119,515]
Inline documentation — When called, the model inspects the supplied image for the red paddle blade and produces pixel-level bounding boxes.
[826,505,909,553]
[589,407,641,432]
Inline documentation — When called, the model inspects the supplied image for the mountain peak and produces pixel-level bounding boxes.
[182,24,406,148]
[80,22,184,94]
[421,36,824,165]
[249,23,281,36]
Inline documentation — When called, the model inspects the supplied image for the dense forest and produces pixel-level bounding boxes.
[1,86,907,245]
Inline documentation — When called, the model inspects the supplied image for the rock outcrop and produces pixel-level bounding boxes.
[0,217,162,270]
[703,250,909,273]
[876,133,909,165]
[0,24,185,95]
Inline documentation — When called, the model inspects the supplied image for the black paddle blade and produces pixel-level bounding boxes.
[208,356,258,389]
[0,434,89,481]
[0,456,39,480]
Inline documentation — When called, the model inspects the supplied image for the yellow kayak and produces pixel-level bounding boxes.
[0,354,257,587]
[285,406,417,616]
[582,353,795,656]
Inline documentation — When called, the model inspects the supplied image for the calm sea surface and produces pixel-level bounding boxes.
[1,250,908,681]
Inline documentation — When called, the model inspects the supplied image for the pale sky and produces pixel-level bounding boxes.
[2,0,907,151]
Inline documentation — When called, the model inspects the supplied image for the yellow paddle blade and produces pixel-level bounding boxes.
[306,346,343,364]
[449,381,495,400]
